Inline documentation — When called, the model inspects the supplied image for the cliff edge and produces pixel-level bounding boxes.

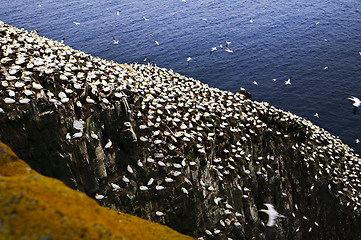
[1,21,360,239]
[0,141,195,240]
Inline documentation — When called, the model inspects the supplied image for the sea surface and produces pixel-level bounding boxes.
[2,0,361,154]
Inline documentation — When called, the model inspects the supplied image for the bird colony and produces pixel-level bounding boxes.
[1,21,360,239]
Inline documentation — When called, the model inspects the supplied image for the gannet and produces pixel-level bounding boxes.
[181,187,188,194]
[156,185,165,190]
[155,40,160,46]
[285,77,292,86]
[250,18,254,23]
[73,21,80,25]
[156,211,164,216]
[72,131,83,139]
[105,139,112,149]
[4,98,16,104]
[259,203,286,227]
[111,183,121,191]
[140,185,149,191]
[19,97,30,104]
[122,176,130,183]
[210,47,217,55]
[137,160,143,167]
[127,165,134,174]
[91,131,98,140]
[143,17,149,21]
[348,96,360,114]
[95,193,105,200]
[187,57,192,63]
[202,18,207,22]
[112,38,119,44]
[225,46,233,53]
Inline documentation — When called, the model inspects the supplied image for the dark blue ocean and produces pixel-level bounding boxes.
[2,0,361,154]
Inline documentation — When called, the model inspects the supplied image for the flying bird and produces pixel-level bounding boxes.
[285,77,292,86]
[202,18,208,23]
[187,57,192,63]
[225,46,233,53]
[155,40,160,46]
[143,17,149,21]
[73,21,80,25]
[210,47,217,55]
[116,11,121,15]
[348,96,361,114]
[259,203,286,227]
[112,38,119,44]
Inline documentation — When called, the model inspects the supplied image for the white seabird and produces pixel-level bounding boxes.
[112,38,119,44]
[225,46,233,53]
[285,77,292,86]
[348,96,361,114]
[95,193,105,200]
[259,203,286,227]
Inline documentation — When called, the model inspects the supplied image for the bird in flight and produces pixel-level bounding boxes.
[348,96,361,114]
[202,18,208,23]
[210,47,217,55]
[187,57,192,63]
[116,11,120,15]
[224,41,233,53]
[155,40,160,46]
[143,17,149,21]
[225,46,233,53]
[259,203,286,227]
[112,38,119,44]
[285,77,292,86]
[73,21,80,25]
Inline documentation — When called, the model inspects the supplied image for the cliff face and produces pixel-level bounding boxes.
[1,21,360,240]
[0,141,195,240]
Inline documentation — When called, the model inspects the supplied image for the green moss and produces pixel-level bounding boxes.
[0,141,195,240]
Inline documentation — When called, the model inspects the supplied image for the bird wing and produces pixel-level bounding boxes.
[266,214,277,227]
[264,203,278,227]
[264,203,275,212]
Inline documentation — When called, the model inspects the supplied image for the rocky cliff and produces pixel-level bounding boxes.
[0,141,195,240]
[0,21,360,239]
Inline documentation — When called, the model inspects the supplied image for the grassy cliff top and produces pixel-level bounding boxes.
[0,141,195,240]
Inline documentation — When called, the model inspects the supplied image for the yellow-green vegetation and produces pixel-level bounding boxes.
[0,142,195,240]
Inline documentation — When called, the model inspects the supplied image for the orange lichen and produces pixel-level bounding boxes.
[0,142,195,240]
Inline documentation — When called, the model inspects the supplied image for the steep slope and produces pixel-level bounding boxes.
[0,141,195,240]
[0,21,360,239]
